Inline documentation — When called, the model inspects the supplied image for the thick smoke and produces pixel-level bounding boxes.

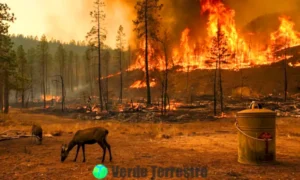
[225,0,300,28]
[42,0,300,48]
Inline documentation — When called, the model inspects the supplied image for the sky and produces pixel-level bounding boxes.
[3,0,135,48]
[3,0,299,48]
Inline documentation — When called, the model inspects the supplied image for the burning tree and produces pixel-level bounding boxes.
[269,16,300,101]
[116,25,126,103]
[208,23,230,115]
[133,0,163,106]
[86,0,107,111]
[157,28,172,114]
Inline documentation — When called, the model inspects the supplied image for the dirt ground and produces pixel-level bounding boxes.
[0,110,300,180]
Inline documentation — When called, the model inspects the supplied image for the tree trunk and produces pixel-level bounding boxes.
[15,91,18,104]
[61,76,65,112]
[21,63,25,108]
[161,82,164,115]
[105,54,109,111]
[163,44,168,114]
[21,90,25,108]
[97,4,103,111]
[186,58,190,104]
[4,70,9,114]
[214,59,217,116]
[69,57,73,92]
[145,0,151,106]
[31,69,34,103]
[45,55,48,97]
[119,49,123,103]
[240,69,243,99]
[75,55,78,88]
[219,60,223,113]
[0,74,3,113]
[42,50,46,109]
[284,56,288,102]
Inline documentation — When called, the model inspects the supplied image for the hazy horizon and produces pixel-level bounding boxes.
[2,0,134,48]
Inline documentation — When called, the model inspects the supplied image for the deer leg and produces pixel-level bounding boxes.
[82,144,86,162]
[104,138,112,162]
[74,145,80,162]
[98,142,106,163]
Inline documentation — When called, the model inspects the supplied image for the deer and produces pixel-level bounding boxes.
[61,127,112,163]
[31,124,43,145]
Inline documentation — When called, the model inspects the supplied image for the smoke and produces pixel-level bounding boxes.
[224,0,300,28]
[40,0,300,47]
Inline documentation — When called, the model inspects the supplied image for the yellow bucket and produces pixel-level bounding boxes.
[235,102,276,165]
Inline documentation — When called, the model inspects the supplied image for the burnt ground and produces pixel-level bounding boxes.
[0,110,300,180]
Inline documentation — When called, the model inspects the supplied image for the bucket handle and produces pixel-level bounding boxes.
[235,121,272,141]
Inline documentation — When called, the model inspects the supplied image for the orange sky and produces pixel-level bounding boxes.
[3,0,134,48]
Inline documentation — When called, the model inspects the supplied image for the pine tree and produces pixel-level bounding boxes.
[116,25,126,103]
[86,0,107,111]
[133,0,163,106]
[68,50,74,92]
[0,3,16,113]
[26,47,36,103]
[157,28,171,114]
[37,35,49,109]
[16,45,29,108]
[208,23,230,115]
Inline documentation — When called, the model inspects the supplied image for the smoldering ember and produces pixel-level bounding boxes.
[0,0,300,179]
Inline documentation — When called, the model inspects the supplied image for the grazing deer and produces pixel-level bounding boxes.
[61,127,112,163]
[32,124,43,145]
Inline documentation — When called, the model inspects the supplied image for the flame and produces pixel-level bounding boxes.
[125,0,300,73]
[130,80,156,89]
[40,95,61,102]
[270,16,300,50]
[268,16,300,61]
[289,62,300,67]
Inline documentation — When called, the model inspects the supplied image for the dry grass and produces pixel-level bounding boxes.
[1,109,300,179]
[1,109,300,140]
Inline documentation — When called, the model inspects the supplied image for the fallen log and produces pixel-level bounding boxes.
[0,135,32,141]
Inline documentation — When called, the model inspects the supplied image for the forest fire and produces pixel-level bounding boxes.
[270,16,300,51]
[130,80,156,89]
[126,0,300,73]
[40,95,61,102]
[289,62,300,67]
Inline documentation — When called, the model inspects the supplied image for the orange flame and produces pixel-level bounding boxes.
[268,16,300,61]
[40,95,61,102]
[130,80,156,89]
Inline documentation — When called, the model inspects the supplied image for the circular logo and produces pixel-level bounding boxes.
[93,164,108,179]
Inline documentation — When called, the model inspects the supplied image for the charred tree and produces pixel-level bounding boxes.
[208,22,230,115]
[86,0,107,111]
[103,51,110,110]
[283,38,288,102]
[133,0,163,106]
[116,25,126,103]
[158,28,171,114]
